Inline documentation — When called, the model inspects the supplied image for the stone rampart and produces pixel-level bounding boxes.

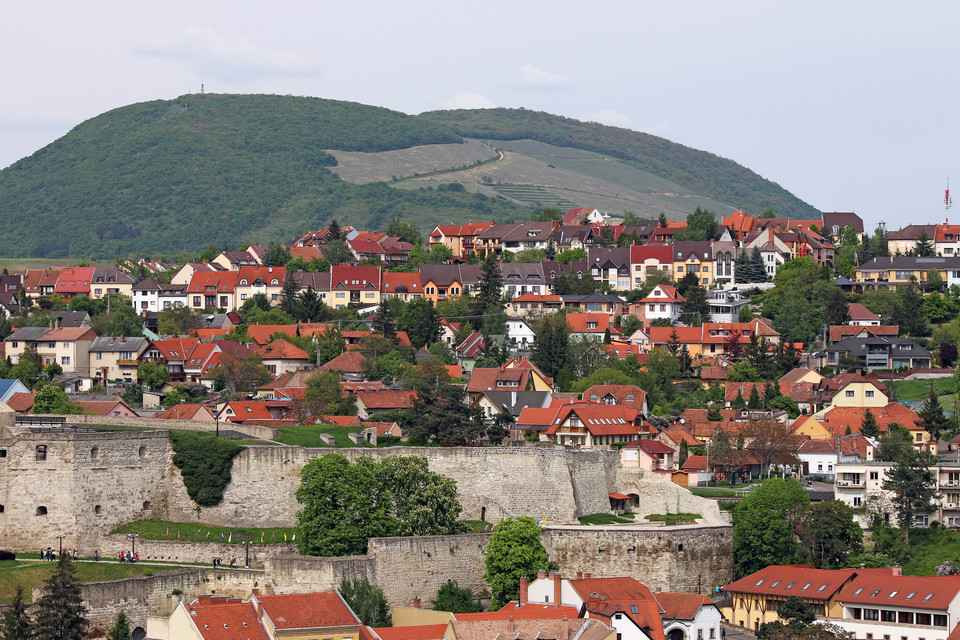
[46,414,280,440]
[162,446,621,528]
[97,535,296,566]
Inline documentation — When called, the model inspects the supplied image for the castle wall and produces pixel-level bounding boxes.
[0,429,171,553]
[97,534,297,566]
[162,446,621,528]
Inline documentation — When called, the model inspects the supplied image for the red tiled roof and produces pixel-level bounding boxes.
[246,324,298,346]
[356,389,416,409]
[331,265,381,289]
[837,572,960,610]
[828,324,900,342]
[652,592,714,620]
[460,603,580,621]
[819,402,921,437]
[581,384,647,409]
[569,577,664,640]
[257,339,310,361]
[6,392,34,413]
[638,284,684,304]
[187,270,239,294]
[155,403,215,420]
[256,592,361,629]
[566,313,618,334]
[373,625,448,640]
[381,271,423,294]
[682,455,708,471]
[723,565,859,601]
[187,599,269,640]
[319,350,366,374]
[54,267,96,294]
[547,404,645,437]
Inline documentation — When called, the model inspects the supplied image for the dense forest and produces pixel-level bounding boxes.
[420,108,819,220]
[0,94,523,258]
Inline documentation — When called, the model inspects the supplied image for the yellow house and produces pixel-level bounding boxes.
[814,377,888,418]
[723,566,859,632]
[791,414,832,440]
[854,255,953,290]
[89,267,135,299]
[148,591,363,640]
[672,241,715,287]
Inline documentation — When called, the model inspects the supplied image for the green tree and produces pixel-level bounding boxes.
[404,380,485,445]
[795,500,863,569]
[556,248,587,265]
[169,431,244,506]
[531,313,570,380]
[2,585,32,640]
[894,285,929,337]
[385,217,422,246]
[682,207,718,242]
[264,242,292,267]
[339,578,392,627]
[101,303,143,337]
[399,298,440,349]
[914,232,935,257]
[484,517,554,609]
[860,408,879,439]
[622,211,640,226]
[11,345,42,389]
[918,382,950,442]
[749,247,768,282]
[105,611,130,640]
[156,306,201,336]
[882,447,937,544]
[682,286,709,325]
[432,580,482,613]
[137,361,170,391]
[302,371,352,416]
[822,287,850,326]
[208,350,271,393]
[747,386,763,410]
[926,268,944,292]
[30,555,89,640]
[372,301,398,343]
[732,478,810,577]
[33,384,80,415]
[316,326,346,366]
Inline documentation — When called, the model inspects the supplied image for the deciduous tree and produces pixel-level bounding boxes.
[339,578,392,627]
[484,517,554,609]
[732,478,810,577]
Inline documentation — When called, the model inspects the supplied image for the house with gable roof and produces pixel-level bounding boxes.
[588,247,632,291]
[235,266,286,307]
[88,335,149,384]
[256,339,310,375]
[55,266,96,300]
[637,285,685,325]
[672,241,714,286]
[186,271,239,310]
[564,207,605,225]
[545,404,650,448]
[629,245,674,289]
[330,265,381,309]
[90,267,135,299]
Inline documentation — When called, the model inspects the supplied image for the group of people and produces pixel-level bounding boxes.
[118,551,139,563]
[212,556,238,568]
[40,547,78,561]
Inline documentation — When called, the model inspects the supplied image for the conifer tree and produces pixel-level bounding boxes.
[860,408,879,439]
[2,585,31,640]
[918,383,950,442]
[732,389,747,410]
[31,555,88,640]
[106,611,130,640]
[749,247,767,282]
[747,386,763,410]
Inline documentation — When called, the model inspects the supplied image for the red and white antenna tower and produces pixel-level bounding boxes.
[947,179,953,224]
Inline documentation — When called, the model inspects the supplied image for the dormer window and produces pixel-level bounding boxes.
[240,279,248,285]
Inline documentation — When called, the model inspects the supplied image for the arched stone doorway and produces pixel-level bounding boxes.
[132,627,146,640]
[667,628,686,640]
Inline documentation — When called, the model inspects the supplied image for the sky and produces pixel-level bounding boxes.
[2,0,959,230]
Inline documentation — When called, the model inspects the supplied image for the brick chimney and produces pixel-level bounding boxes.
[413,597,421,609]
[537,569,547,580]
[892,566,902,576]
[561,615,570,640]
[508,617,515,632]
[552,572,562,606]
[584,572,591,579]
[576,572,583,580]
[519,575,528,604]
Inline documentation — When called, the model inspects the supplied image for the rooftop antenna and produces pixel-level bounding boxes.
[946,179,953,225]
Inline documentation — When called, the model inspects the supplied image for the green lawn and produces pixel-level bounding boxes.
[274,424,376,448]
[689,488,746,497]
[886,378,955,402]
[109,520,297,544]
[901,527,960,576]
[645,513,701,525]
[0,560,163,604]
[462,520,494,533]
[578,513,634,525]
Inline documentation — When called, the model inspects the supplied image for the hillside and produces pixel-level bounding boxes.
[0,94,524,258]
[0,95,820,259]
[420,108,820,220]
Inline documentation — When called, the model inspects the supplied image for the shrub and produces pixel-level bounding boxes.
[169,432,244,506]
[0,549,16,561]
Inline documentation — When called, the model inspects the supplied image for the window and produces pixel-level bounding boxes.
[870,472,879,480]
[48,342,55,349]
[336,292,345,299]
[61,356,70,365]
[853,496,862,507]
[845,390,855,397]
[866,390,874,397]
[916,433,923,442]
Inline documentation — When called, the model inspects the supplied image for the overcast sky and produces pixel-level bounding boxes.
[2,1,958,229]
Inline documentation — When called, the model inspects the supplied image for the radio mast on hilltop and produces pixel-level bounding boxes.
[947,179,953,224]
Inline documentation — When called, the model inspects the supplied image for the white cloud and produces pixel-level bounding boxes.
[137,26,323,81]
[439,92,497,109]
[582,110,636,129]
[510,64,571,89]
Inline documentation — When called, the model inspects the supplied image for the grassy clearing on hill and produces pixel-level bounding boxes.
[578,513,635,525]
[109,520,297,544]
[645,513,701,525]
[886,378,955,402]
[0,560,163,604]
[274,424,375,448]
[901,527,960,575]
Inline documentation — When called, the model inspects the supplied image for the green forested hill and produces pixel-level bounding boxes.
[419,108,819,220]
[0,94,521,258]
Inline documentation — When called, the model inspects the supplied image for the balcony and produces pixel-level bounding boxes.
[836,480,865,488]
[117,360,139,367]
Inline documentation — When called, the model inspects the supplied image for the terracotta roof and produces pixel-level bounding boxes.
[372,624,448,640]
[319,415,363,427]
[682,455,708,471]
[73,400,134,416]
[828,324,900,343]
[566,313,617,334]
[547,404,646,437]
[569,577,664,640]
[331,265,381,289]
[724,382,766,402]
[460,603,580,621]
[652,592,715,621]
[246,324,299,345]
[54,267,96,294]
[155,403,215,420]
[637,284,684,304]
[581,385,647,410]
[819,402,921,437]
[257,339,310,361]
[837,573,960,610]
[44,327,96,342]
[6,392,34,413]
[356,389,416,410]
[256,592,361,629]
[319,350,366,374]
[659,427,703,447]
[723,565,859,601]
[779,368,822,384]
[187,270,239,294]
[187,599,269,640]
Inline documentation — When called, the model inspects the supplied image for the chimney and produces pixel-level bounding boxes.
[538,569,547,581]
[892,566,902,576]
[519,575,529,604]
[110,335,114,344]
[413,597,421,609]
[561,615,570,640]
[576,572,583,580]
[120,335,125,343]
[584,573,591,579]
[552,572,562,606]
[508,617,515,632]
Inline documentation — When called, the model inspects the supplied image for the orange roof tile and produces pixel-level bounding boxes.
[724,565,860,601]
[652,592,715,620]
[257,339,310,361]
[256,592,361,629]
[372,625,448,640]
[187,598,269,640]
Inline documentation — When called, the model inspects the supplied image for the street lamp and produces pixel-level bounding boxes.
[128,533,139,556]
[55,533,66,557]
[241,539,250,567]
